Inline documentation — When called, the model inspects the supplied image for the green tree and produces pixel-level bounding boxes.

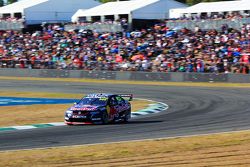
[0,0,4,7]
[186,0,234,6]
[175,0,186,3]
[7,0,18,4]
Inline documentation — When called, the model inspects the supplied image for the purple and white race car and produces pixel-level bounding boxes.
[65,93,132,125]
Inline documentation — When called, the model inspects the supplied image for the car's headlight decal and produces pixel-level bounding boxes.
[66,110,73,117]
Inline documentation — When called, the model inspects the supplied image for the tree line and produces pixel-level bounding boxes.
[0,0,18,7]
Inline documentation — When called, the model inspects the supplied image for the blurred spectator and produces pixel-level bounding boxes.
[0,22,249,74]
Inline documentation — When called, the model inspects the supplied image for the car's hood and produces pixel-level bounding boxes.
[69,104,104,111]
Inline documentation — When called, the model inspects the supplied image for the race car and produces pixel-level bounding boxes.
[65,93,132,125]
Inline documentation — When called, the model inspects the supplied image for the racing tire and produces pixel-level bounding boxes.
[101,111,109,124]
[123,115,129,123]
[123,110,131,123]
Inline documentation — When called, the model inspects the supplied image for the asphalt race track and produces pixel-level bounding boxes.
[0,79,250,151]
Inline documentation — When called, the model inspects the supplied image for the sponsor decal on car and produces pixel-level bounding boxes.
[70,107,97,111]
[114,103,130,112]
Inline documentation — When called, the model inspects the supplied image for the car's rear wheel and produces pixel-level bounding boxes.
[123,109,131,123]
[101,111,109,124]
[123,115,129,123]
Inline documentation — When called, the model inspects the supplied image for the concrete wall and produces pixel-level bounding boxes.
[0,69,249,83]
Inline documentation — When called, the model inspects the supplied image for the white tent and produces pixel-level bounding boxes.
[72,0,187,22]
[171,0,250,18]
[0,0,101,25]
[0,0,47,13]
[185,0,250,13]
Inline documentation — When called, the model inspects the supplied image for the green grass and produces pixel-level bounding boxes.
[1,130,250,167]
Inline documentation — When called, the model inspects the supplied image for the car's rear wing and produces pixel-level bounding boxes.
[118,94,133,101]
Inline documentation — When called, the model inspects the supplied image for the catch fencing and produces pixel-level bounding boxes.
[0,68,249,83]
[0,20,24,30]
[64,23,123,33]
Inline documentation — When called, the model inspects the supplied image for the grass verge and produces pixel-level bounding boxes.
[1,130,250,167]
[0,91,83,99]
[0,76,250,88]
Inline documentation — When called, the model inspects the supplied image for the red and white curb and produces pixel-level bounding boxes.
[131,102,168,117]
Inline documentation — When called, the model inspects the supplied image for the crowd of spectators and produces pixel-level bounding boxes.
[0,16,24,22]
[0,22,249,74]
[168,11,249,22]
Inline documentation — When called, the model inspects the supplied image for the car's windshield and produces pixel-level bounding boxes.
[78,97,108,106]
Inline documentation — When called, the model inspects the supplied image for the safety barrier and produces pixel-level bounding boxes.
[0,20,24,30]
[166,17,250,30]
[0,68,249,83]
[64,23,123,32]
[1,59,248,74]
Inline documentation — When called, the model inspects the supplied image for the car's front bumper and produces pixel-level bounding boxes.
[64,121,94,125]
[65,116,102,125]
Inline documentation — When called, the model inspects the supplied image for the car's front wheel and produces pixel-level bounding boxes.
[101,111,109,124]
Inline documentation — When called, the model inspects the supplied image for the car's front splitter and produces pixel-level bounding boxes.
[64,121,93,125]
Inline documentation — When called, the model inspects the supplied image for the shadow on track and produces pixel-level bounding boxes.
[65,120,163,126]
[124,120,163,124]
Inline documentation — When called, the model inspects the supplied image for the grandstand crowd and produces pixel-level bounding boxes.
[0,16,24,22]
[0,21,249,74]
[168,11,249,21]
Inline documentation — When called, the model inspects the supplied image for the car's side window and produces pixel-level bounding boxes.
[109,96,118,106]
[115,96,124,105]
